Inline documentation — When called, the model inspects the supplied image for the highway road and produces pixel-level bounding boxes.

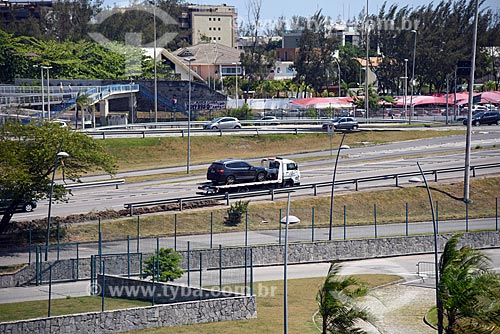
[12,128,500,221]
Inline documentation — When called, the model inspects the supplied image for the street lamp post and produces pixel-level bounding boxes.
[42,66,53,120]
[33,65,46,119]
[364,0,370,122]
[409,30,417,124]
[185,57,195,174]
[280,192,300,334]
[409,162,442,334]
[45,151,69,261]
[329,133,346,240]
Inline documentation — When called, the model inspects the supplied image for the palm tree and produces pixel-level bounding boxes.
[75,93,95,129]
[438,234,500,334]
[317,262,372,334]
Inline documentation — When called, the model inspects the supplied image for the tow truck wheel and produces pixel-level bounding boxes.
[225,176,236,184]
[284,180,293,188]
[256,172,266,182]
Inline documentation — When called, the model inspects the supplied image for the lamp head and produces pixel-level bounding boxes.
[57,151,70,158]
[280,215,300,225]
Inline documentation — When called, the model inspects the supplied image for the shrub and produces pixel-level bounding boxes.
[224,200,249,226]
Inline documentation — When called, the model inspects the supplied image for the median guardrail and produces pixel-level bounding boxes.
[123,162,500,215]
[64,179,125,190]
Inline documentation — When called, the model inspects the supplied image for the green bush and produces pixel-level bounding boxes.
[224,200,249,226]
[142,248,183,282]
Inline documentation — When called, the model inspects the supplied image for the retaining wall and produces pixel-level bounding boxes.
[0,295,256,334]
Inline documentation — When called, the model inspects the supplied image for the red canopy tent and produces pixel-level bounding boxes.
[289,97,354,109]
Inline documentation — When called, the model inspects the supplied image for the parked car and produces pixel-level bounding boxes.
[206,159,268,185]
[0,197,37,213]
[462,112,500,126]
[254,116,280,126]
[322,117,359,130]
[203,117,241,130]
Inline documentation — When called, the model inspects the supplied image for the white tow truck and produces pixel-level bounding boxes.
[197,157,301,195]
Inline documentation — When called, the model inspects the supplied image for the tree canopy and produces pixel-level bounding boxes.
[0,121,117,232]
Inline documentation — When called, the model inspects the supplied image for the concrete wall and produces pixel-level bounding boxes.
[100,274,245,304]
[2,231,499,288]
[0,295,256,334]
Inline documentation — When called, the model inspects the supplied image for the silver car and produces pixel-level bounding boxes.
[203,117,242,130]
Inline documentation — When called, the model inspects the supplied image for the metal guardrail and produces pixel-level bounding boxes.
[123,162,500,215]
[64,179,125,190]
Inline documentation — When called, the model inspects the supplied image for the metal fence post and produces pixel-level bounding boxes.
[210,212,213,249]
[156,237,160,282]
[250,248,254,296]
[127,235,130,278]
[101,262,105,312]
[343,205,346,240]
[219,244,222,291]
[57,221,60,261]
[199,253,203,298]
[137,216,141,253]
[405,202,409,237]
[98,232,103,274]
[76,243,79,280]
[187,241,190,286]
[374,203,377,239]
[311,207,315,242]
[174,214,177,251]
[244,246,248,296]
[245,210,248,247]
[496,197,498,231]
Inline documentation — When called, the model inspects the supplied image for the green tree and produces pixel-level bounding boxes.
[0,121,117,233]
[142,247,184,282]
[438,234,500,334]
[293,10,340,96]
[317,262,372,334]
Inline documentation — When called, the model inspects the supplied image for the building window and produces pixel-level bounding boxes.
[218,27,221,30]
[209,17,212,21]
[218,37,221,40]
[209,27,212,30]
[218,18,221,21]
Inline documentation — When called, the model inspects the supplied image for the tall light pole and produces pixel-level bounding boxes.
[185,57,195,174]
[153,0,158,124]
[465,0,479,204]
[329,133,346,240]
[409,29,417,125]
[403,59,408,120]
[45,150,69,261]
[33,65,45,119]
[410,162,442,334]
[280,192,300,334]
[232,62,240,109]
[42,66,52,120]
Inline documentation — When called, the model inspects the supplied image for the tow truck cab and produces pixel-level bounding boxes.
[260,157,300,186]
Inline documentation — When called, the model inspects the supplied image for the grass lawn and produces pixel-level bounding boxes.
[0,296,150,322]
[100,130,465,173]
[122,274,401,334]
[67,176,500,243]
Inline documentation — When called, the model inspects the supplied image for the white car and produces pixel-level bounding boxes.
[254,116,280,126]
[203,117,242,130]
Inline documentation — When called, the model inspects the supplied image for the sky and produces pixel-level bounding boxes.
[105,0,500,24]
[211,0,500,23]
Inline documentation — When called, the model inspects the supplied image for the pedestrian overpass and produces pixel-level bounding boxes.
[0,84,139,125]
